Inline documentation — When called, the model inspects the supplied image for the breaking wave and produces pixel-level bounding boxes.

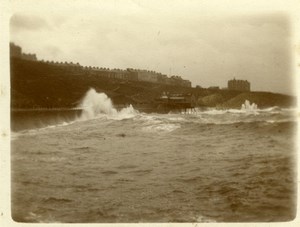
[78,88,138,121]
[175,100,295,126]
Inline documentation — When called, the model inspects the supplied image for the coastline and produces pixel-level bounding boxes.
[11,57,296,110]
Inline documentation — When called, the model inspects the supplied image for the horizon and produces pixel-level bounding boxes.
[9,0,296,95]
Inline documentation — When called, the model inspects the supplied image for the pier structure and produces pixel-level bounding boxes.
[155,92,196,113]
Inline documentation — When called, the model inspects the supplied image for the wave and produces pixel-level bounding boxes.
[143,110,293,129]
[133,99,295,132]
[176,100,296,126]
[12,92,296,136]
[78,88,139,121]
[188,107,294,116]
[12,89,140,134]
[182,100,296,116]
[142,122,181,133]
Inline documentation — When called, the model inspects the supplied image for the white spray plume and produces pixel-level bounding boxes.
[241,100,258,111]
[78,88,138,120]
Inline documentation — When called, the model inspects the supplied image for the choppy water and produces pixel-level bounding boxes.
[11,89,297,223]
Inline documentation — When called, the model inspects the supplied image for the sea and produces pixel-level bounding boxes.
[11,88,297,223]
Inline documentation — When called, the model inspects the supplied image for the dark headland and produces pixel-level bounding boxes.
[10,45,296,111]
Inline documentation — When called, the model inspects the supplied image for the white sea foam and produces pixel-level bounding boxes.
[183,100,260,116]
[142,123,181,133]
[138,114,180,132]
[14,120,76,137]
[45,121,74,129]
[108,104,139,120]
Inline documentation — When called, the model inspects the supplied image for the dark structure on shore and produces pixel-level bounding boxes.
[155,92,196,112]
[228,78,250,92]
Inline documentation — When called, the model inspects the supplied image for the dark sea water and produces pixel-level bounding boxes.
[11,89,297,223]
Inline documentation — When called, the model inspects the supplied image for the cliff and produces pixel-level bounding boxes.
[10,57,296,110]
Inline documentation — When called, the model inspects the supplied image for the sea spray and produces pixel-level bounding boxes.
[78,88,138,120]
[79,88,117,119]
[241,100,258,111]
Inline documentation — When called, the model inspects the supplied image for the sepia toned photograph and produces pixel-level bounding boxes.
[3,0,299,224]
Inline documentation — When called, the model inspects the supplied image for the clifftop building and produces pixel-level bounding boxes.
[10,43,37,61]
[228,78,250,92]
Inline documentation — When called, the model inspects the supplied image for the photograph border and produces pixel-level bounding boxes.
[1,0,299,226]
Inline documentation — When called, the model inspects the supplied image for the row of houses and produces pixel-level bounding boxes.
[10,43,250,90]
[10,42,192,88]
[40,61,191,87]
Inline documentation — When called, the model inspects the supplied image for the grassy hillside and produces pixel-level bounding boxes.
[218,92,295,109]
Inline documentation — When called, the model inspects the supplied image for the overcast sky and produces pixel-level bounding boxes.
[9,0,297,95]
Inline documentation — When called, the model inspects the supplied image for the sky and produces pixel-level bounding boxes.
[8,0,299,95]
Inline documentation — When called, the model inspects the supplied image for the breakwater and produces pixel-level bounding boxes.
[11,109,82,132]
